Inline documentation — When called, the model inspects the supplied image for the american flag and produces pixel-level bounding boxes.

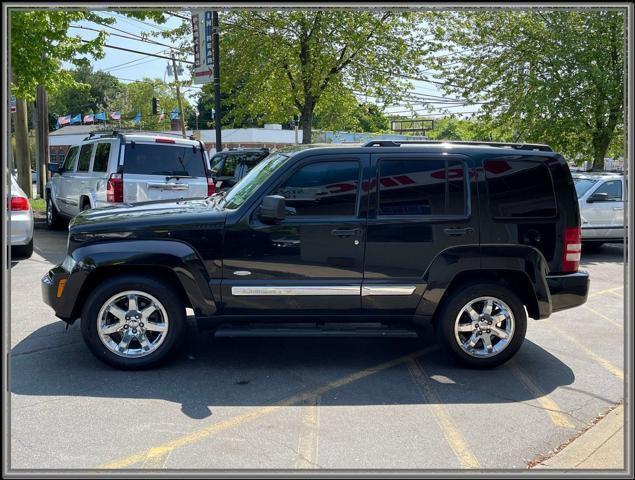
[57,115,71,126]
[83,114,94,123]
[109,111,121,120]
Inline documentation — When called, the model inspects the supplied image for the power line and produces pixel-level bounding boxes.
[81,40,195,64]
[79,21,188,52]
[108,12,172,32]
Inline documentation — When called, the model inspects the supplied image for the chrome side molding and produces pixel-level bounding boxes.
[231,285,417,296]
[231,286,360,296]
[362,285,416,296]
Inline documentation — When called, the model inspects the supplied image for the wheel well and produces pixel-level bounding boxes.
[80,195,91,209]
[436,270,540,320]
[70,265,191,319]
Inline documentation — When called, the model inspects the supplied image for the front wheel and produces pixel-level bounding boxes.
[435,283,527,368]
[81,275,186,369]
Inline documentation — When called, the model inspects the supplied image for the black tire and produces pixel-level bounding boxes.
[434,282,527,368]
[46,195,64,230]
[12,239,33,258]
[80,275,186,369]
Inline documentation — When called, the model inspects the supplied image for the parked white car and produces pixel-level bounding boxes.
[10,174,34,257]
[573,172,626,245]
[45,131,214,229]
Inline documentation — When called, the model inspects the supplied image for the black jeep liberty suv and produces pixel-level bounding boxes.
[42,140,590,369]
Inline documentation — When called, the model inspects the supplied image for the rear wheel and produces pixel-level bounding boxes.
[81,275,186,369]
[435,282,527,368]
[46,196,64,229]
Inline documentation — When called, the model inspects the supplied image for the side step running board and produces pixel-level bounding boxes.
[213,324,418,338]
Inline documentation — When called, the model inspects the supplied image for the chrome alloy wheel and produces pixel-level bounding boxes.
[46,199,52,224]
[454,296,515,358]
[96,290,169,358]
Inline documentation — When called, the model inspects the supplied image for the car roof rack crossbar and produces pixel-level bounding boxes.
[362,139,553,152]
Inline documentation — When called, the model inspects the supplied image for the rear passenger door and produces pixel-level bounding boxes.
[363,154,478,315]
[90,141,115,208]
[69,143,95,214]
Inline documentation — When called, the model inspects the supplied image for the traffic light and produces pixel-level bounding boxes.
[152,97,159,115]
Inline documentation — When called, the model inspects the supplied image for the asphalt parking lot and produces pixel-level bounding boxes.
[8,224,626,470]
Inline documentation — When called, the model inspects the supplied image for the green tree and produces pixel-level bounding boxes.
[422,10,625,168]
[217,10,427,143]
[47,65,123,129]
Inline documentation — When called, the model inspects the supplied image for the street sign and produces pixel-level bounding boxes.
[10,95,16,113]
[191,9,213,84]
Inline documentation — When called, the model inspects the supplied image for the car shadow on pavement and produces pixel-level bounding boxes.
[10,321,576,420]
[580,243,624,267]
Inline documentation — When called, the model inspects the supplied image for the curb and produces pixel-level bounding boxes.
[531,403,624,470]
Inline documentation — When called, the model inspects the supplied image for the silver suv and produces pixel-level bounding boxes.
[45,132,214,229]
[573,172,626,245]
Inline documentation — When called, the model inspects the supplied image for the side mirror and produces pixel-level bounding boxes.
[258,195,286,222]
[47,163,61,174]
[587,192,609,203]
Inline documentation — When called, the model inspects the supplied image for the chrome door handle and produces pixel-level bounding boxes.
[331,228,361,238]
[444,227,474,237]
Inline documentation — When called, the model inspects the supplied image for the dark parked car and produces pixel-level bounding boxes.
[42,140,589,369]
[209,147,270,191]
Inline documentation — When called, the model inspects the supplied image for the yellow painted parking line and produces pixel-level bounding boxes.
[608,290,624,299]
[406,359,480,469]
[588,286,623,298]
[583,304,622,329]
[509,361,575,429]
[295,395,321,469]
[141,446,172,469]
[548,324,624,381]
[99,345,439,469]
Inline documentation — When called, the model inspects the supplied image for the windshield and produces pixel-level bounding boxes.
[222,152,290,210]
[573,177,599,198]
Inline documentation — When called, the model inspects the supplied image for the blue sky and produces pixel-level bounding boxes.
[65,10,480,121]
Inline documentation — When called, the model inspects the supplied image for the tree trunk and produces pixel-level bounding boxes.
[591,133,609,170]
[14,97,32,198]
[300,98,314,144]
[35,85,50,198]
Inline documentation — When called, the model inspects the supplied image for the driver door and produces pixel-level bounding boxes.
[220,154,370,316]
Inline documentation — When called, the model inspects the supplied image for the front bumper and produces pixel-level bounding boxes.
[41,265,78,323]
[546,271,590,313]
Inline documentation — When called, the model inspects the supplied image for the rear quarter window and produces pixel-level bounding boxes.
[484,158,557,218]
[123,143,207,177]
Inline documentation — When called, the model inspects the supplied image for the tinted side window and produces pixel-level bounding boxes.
[123,144,206,177]
[92,143,111,172]
[485,159,557,218]
[274,161,360,216]
[594,180,622,201]
[77,144,93,172]
[378,158,466,216]
[62,147,78,171]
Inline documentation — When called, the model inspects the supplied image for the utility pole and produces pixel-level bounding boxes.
[212,11,222,151]
[14,98,32,198]
[171,51,187,138]
[35,85,49,198]
[294,114,299,145]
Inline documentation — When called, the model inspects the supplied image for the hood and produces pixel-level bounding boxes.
[69,198,227,239]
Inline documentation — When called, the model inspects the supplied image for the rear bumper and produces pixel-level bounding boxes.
[546,271,590,313]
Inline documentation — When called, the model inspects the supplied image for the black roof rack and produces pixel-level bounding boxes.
[362,139,553,152]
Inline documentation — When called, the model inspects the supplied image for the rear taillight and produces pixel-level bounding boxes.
[10,196,30,211]
[106,173,123,203]
[562,226,581,272]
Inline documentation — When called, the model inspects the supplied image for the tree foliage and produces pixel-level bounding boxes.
[422,9,625,167]
[216,10,427,143]
[10,10,115,100]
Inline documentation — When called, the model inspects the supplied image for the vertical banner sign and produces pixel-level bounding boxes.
[191,10,213,84]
